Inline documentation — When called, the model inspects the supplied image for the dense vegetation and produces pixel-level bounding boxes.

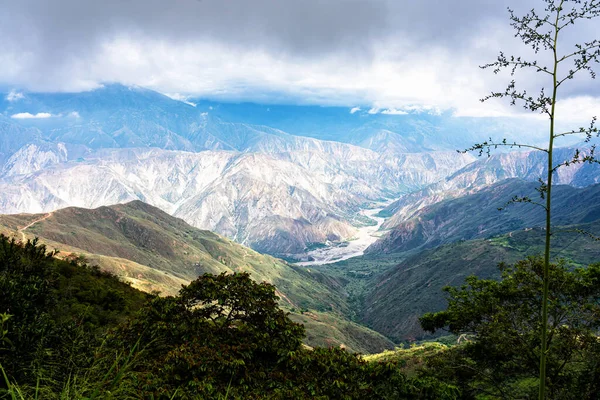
[0,236,149,398]
[2,227,600,399]
[420,257,600,399]
[0,236,457,399]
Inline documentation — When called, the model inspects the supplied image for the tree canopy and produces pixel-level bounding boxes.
[420,257,600,399]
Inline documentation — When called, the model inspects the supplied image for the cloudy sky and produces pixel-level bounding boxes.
[1,0,599,119]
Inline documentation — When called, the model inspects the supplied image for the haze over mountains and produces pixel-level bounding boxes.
[0,84,489,255]
[2,84,598,258]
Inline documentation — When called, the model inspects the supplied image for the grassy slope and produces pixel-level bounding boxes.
[363,342,451,376]
[360,221,600,342]
[369,180,600,255]
[290,311,394,354]
[0,201,341,308]
[0,201,393,353]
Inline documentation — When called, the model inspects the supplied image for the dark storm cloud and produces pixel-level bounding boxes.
[1,0,514,63]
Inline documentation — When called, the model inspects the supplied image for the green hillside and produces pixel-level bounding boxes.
[0,201,340,307]
[0,236,451,399]
[290,311,394,354]
[360,221,600,342]
[369,180,600,254]
[0,201,394,353]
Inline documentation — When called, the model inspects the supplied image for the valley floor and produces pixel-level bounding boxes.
[295,205,389,266]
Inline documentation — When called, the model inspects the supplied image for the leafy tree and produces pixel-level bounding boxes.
[0,236,460,398]
[420,257,600,399]
[463,1,600,397]
[0,237,59,383]
[0,235,148,396]
[114,272,306,398]
[115,272,459,399]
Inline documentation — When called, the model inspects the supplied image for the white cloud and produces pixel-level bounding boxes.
[555,96,600,123]
[68,111,81,118]
[550,96,600,142]
[6,90,24,102]
[11,112,52,119]
[164,92,197,107]
[0,33,517,116]
[380,108,407,115]
[0,12,596,127]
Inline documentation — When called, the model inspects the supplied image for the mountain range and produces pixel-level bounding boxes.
[375,146,600,233]
[369,179,600,255]
[0,84,479,255]
[307,178,600,342]
[2,84,600,347]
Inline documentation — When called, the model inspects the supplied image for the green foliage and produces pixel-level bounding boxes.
[420,257,600,399]
[0,236,61,385]
[113,272,456,399]
[113,272,305,398]
[471,1,600,397]
[0,234,148,397]
[1,237,457,399]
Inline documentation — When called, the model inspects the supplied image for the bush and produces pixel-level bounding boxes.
[420,257,600,399]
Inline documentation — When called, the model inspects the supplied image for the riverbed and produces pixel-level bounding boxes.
[294,207,387,266]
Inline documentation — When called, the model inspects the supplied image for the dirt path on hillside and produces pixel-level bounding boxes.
[19,212,53,242]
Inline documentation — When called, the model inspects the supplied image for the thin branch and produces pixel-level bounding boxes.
[460,138,548,157]
[553,126,598,140]
[508,61,553,75]
[508,7,556,52]
[481,53,553,75]
[551,145,600,172]
[558,42,600,62]
[557,0,600,31]
[557,41,600,86]
[498,195,548,212]
[557,60,599,86]
[481,81,553,117]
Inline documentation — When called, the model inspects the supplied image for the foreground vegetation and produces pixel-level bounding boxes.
[0,236,457,399]
[3,231,600,399]
[420,257,600,399]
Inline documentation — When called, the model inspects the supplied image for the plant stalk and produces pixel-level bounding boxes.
[539,3,562,398]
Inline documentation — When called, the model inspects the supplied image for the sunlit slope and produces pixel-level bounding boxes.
[369,179,600,254]
[0,200,346,312]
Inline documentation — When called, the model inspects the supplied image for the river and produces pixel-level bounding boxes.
[294,207,387,266]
